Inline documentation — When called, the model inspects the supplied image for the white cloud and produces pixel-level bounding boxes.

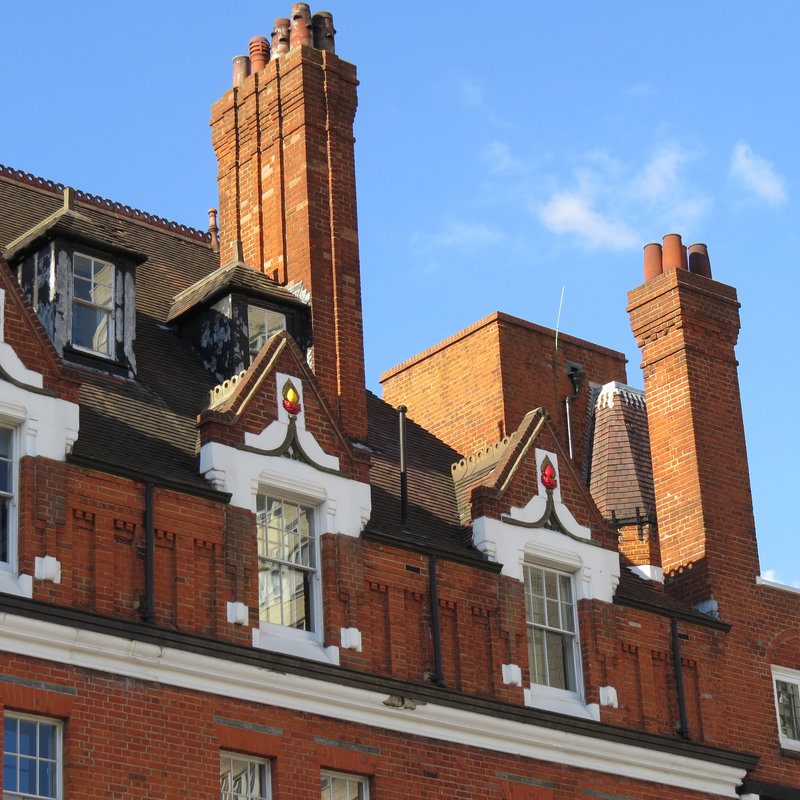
[631,145,688,202]
[459,81,484,108]
[729,142,787,205]
[411,219,505,254]
[482,141,524,174]
[539,192,638,250]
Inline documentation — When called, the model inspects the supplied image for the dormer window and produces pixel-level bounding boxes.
[2,187,141,376]
[248,305,286,363]
[72,253,114,356]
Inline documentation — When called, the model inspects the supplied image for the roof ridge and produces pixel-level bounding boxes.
[595,381,646,410]
[0,163,213,246]
[451,435,513,484]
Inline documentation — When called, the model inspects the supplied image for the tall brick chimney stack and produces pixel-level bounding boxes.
[210,5,367,442]
[628,235,760,617]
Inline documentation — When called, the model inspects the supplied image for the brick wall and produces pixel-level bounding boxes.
[381,312,626,475]
[211,45,366,442]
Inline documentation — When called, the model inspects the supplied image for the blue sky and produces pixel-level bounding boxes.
[2,1,798,586]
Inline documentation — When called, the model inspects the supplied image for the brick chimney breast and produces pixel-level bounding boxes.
[210,9,366,441]
[628,241,760,617]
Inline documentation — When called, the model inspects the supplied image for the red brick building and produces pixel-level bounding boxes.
[0,5,798,799]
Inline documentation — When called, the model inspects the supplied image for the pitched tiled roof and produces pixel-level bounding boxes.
[614,568,729,630]
[0,169,223,496]
[588,382,656,521]
[167,261,305,322]
[364,391,490,565]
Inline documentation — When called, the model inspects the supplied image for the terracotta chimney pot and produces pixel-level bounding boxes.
[249,36,270,73]
[271,18,291,59]
[643,243,663,282]
[688,243,712,278]
[312,11,336,52]
[232,55,251,87]
[290,3,313,49]
[662,233,687,272]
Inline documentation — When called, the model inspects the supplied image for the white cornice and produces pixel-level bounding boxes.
[0,612,746,797]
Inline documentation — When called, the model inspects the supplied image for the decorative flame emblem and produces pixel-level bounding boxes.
[540,457,558,491]
[282,380,302,416]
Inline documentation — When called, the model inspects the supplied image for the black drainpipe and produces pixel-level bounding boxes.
[429,554,445,687]
[564,367,585,460]
[671,616,690,739]
[397,405,445,687]
[141,482,155,623]
[398,405,408,527]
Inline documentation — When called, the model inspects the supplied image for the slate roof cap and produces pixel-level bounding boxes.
[3,187,147,264]
[167,261,307,323]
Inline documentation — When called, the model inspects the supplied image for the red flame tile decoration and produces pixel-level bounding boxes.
[541,459,558,491]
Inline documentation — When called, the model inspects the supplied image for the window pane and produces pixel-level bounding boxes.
[18,754,35,794]
[221,753,269,800]
[18,719,36,755]
[38,724,54,759]
[4,710,17,751]
[73,303,111,354]
[321,774,366,800]
[4,754,18,792]
[39,759,56,798]
[73,254,93,280]
[777,680,800,740]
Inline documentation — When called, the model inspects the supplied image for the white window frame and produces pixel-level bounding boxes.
[256,494,320,635]
[3,712,62,800]
[71,251,114,357]
[320,770,369,800]
[219,751,271,800]
[0,424,18,574]
[772,665,800,752]
[524,562,581,696]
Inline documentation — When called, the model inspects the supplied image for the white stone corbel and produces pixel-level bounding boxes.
[599,685,619,708]
[340,627,362,652]
[502,663,523,687]
[34,555,61,584]
[226,601,249,626]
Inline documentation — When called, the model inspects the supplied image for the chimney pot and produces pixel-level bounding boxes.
[662,233,688,272]
[232,55,251,87]
[688,243,712,279]
[271,18,291,59]
[643,243,663,282]
[290,3,313,49]
[312,11,336,52]
[207,209,219,252]
[248,36,270,73]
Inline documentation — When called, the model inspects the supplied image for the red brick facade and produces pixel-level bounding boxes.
[0,6,798,800]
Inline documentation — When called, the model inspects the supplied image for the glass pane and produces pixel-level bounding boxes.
[546,598,560,628]
[527,626,546,685]
[38,723,54,759]
[4,714,17,752]
[777,680,800,739]
[544,570,558,599]
[530,566,544,597]
[265,311,286,338]
[18,719,36,755]
[559,574,573,604]
[258,560,284,625]
[73,254,93,280]
[73,303,110,353]
[0,500,8,563]
[285,565,310,630]
[546,630,567,690]
[0,428,10,459]
[39,759,56,798]
[561,600,576,633]
[4,753,18,792]
[18,755,35,794]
